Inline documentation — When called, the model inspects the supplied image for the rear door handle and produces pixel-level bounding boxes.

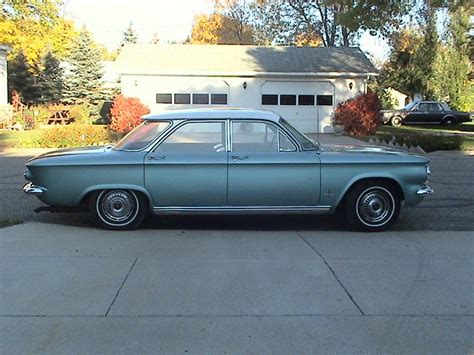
[148,155,166,161]
[231,155,249,161]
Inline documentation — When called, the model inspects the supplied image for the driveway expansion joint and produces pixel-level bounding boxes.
[105,258,138,316]
[296,231,366,316]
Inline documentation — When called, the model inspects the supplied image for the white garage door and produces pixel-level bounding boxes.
[260,80,335,134]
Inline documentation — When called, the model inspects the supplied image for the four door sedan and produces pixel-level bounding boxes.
[23,108,433,232]
[382,101,471,127]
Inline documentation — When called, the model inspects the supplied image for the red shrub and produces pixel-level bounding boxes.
[333,91,382,136]
[109,95,150,133]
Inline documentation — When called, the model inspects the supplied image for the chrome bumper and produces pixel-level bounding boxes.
[416,185,434,196]
[23,182,46,196]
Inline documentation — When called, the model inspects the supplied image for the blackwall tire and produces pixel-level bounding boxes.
[90,190,147,230]
[344,181,401,232]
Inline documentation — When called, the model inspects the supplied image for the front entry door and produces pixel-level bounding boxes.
[227,120,321,207]
[144,121,227,207]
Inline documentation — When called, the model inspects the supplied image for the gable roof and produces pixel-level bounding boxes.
[116,44,377,77]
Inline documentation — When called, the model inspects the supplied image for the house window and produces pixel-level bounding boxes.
[298,95,315,106]
[156,94,172,104]
[261,94,278,105]
[174,93,191,104]
[211,94,227,105]
[316,95,333,106]
[192,94,209,105]
[280,95,296,105]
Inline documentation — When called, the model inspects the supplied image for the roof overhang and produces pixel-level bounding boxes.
[119,71,379,78]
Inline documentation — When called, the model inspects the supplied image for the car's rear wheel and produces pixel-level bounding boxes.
[390,116,402,127]
[344,181,400,232]
[90,189,147,230]
[442,116,456,125]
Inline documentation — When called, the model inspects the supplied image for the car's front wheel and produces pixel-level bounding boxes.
[344,181,401,232]
[90,189,147,230]
[390,116,402,127]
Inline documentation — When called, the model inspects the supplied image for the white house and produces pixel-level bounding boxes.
[116,45,377,134]
[386,87,409,109]
[0,44,12,121]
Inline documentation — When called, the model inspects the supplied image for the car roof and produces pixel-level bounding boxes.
[142,108,281,122]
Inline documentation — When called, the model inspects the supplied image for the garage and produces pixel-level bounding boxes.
[117,45,377,134]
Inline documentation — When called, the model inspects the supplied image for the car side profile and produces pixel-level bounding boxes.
[23,108,433,232]
[382,101,471,127]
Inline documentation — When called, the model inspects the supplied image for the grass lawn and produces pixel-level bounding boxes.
[366,122,474,152]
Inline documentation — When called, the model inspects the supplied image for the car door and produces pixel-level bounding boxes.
[406,103,427,123]
[227,120,321,207]
[427,103,444,123]
[144,120,227,207]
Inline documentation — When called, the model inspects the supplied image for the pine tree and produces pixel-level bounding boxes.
[121,22,138,46]
[64,27,104,105]
[7,50,40,104]
[38,51,64,104]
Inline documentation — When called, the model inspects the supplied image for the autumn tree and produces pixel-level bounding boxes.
[191,13,254,44]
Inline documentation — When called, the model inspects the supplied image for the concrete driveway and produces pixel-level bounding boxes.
[1,223,473,353]
[1,139,473,353]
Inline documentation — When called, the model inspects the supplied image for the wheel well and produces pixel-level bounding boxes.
[442,115,456,123]
[337,178,404,212]
[79,189,151,210]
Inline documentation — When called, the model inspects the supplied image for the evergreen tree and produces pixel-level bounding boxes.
[38,51,64,104]
[64,27,104,105]
[121,22,138,46]
[7,50,40,104]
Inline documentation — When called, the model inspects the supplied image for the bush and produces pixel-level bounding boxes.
[68,103,94,124]
[109,95,150,133]
[333,91,382,136]
[36,124,111,148]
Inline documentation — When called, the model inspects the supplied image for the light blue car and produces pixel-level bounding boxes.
[23,108,433,231]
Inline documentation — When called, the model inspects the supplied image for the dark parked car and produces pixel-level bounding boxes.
[382,101,471,127]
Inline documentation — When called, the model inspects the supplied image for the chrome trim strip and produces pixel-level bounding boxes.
[153,206,331,215]
[416,186,434,196]
[22,182,46,196]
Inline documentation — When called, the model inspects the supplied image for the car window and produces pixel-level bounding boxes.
[232,121,281,152]
[416,103,428,111]
[155,121,226,153]
[114,121,171,151]
[427,103,441,111]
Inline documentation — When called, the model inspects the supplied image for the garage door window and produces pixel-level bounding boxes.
[156,94,172,104]
[174,93,191,104]
[280,95,296,105]
[298,95,315,106]
[262,94,278,105]
[316,95,333,106]
[192,94,209,105]
[211,94,228,105]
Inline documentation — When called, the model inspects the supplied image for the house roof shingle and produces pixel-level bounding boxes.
[116,44,377,77]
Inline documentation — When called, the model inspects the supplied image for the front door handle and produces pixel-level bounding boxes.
[231,155,249,161]
[148,155,166,161]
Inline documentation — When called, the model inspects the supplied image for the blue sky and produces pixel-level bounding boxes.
[64,0,390,62]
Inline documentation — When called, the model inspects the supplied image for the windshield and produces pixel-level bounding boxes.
[403,101,418,110]
[114,121,171,150]
[279,118,318,150]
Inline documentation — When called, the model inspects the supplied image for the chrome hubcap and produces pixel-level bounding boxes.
[100,191,136,223]
[357,188,393,225]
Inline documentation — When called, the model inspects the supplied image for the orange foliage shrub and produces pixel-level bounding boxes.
[333,91,382,136]
[109,95,150,133]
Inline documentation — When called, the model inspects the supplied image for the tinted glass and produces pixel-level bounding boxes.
[417,103,428,111]
[298,95,315,106]
[211,94,227,105]
[316,95,333,106]
[261,94,278,105]
[232,121,279,152]
[174,93,191,104]
[280,95,296,105]
[155,122,225,153]
[156,94,172,104]
[192,94,209,105]
[427,103,441,111]
[114,121,170,150]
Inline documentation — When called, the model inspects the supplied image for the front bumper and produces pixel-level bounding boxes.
[23,182,46,196]
[416,185,434,196]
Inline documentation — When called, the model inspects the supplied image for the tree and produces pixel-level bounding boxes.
[38,51,64,104]
[0,0,76,63]
[121,22,138,46]
[109,95,150,134]
[7,51,40,104]
[191,13,254,44]
[63,27,104,105]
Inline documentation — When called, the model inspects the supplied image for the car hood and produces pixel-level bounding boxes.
[321,144,428,162]
[26,145,111,164]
